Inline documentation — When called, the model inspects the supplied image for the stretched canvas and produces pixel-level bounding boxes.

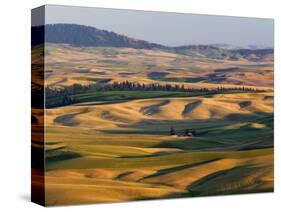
[31,5,274,206]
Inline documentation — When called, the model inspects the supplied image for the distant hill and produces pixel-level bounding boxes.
[32,23,273,61]
[210,44,272,50]
[173,45,273,61]
[32,24,164,49]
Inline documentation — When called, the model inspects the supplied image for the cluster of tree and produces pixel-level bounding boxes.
[45,81,264,108]
[45,83,91,98]
[46,81,263,96]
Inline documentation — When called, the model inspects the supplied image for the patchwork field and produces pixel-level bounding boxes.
[44,44,273,89]
[32,43,274,205]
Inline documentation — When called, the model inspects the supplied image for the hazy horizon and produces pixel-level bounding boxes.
[32,5,274,47]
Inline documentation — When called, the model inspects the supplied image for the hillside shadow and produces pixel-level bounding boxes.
[101,112,273,152]
[54,108,90,126]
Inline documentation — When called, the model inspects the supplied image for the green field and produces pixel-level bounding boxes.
[32,44,274,205]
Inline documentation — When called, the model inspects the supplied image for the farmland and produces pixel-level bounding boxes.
[32,41,274,205]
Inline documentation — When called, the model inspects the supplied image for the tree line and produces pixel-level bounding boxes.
[45,81,264,108]
[46,80,262,96]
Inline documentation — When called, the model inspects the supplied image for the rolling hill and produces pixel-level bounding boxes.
[174,45,274,61]
[32,24,164,49]
[32,24,273,61]
[31,22,274,205]
[40,90,273,205]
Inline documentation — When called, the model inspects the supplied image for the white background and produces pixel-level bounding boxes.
[0,0,280,211]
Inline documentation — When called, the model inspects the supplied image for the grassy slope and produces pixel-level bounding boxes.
[39,44,274,205]
[42,91,273,205]
[43,44,273,88]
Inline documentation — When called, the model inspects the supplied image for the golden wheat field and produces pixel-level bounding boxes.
[32,42,274,205]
